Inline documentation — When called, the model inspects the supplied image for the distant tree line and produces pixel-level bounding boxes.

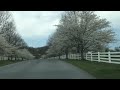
[27,46,49,59]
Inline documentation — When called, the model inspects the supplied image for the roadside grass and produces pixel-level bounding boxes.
[62,59,120,79]
[0,60,22,67]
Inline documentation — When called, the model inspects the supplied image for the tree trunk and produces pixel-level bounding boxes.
[80,44,85,60]
[65,51,68,60]
[58,55,60,59]
[77,44,81,60]
[11,56,12,60]
[8,57,10,60]
[80,49,84,60]
[66,54,68,60]
[77,44,80,53]
[58,52,62,60]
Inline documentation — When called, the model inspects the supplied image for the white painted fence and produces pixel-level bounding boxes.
[48,53,81,60]
[86,52,120,64]
[60,53,81,60]
[0,56,26,60]
[49,52,120,64]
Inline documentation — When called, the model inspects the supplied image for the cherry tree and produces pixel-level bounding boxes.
[15,49,35,60]
[0,34,17,60]
[47,11,115,60]
[59,11,115,60]
[0,11,31,60]
[46,26,74,59]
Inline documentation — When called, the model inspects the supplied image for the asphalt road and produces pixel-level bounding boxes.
[0,59,95,79]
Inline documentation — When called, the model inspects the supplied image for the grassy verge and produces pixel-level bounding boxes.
[0,60,22,67]
[63,59,120,79]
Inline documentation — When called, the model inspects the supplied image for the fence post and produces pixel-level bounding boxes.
[98,52,100,62]
[108,51,111,63]
[76,54,77,60]
[72,54,73,59]
[69,54,70,59]
[86,53,87,60]
[74,54,75,60]
[73,54,74,59]
[91,52,92,61]
[71,54,74,59]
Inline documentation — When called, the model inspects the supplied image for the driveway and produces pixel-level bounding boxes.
[0,59,95,79]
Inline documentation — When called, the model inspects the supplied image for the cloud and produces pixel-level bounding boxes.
[96,11,120,28]
[11,11,63,47]
[11,11,120,48]
[24,36,49,47]
[12,11,62,37]
[96,11,120,48]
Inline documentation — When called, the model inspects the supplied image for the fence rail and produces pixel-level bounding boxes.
[0,56,27,61]
[86,52,120,64]
[48,52,120,65]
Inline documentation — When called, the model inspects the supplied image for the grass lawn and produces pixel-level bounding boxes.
[63,59,120,79]
[0,60,22,67]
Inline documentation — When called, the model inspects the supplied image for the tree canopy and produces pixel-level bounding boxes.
[46,11,115,60]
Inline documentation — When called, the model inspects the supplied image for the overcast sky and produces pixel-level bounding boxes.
[11,11,120,48]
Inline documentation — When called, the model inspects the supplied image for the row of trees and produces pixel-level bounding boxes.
[46,11,115,60]
[0,11,34,60]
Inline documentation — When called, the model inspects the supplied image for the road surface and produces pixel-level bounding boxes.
[0,59,95,79]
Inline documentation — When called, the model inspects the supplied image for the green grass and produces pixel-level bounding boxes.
[0,60,22,67]
[63,59,120,79]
